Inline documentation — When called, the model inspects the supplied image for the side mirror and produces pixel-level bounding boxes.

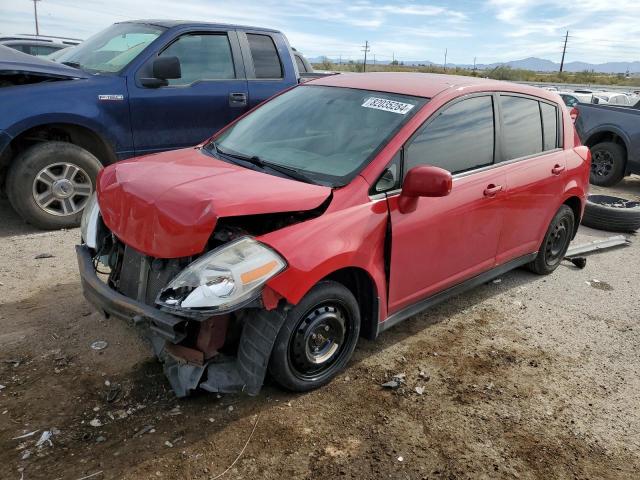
[398,165,452,213]
[141,56,181,88]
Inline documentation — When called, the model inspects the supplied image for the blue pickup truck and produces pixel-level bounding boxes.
[0,20,304,228]
[574,101,640,186]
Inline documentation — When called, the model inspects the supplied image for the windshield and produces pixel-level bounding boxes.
[209,85,426,186]
[55,23,164,73]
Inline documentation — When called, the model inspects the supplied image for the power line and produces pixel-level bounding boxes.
[361,40,370,72]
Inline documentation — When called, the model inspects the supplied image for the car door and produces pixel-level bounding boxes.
[128,30,248,155]
[237,31,295,108]
[386,94,508,313]
[495,95,566,263]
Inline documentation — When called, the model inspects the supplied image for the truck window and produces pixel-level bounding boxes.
[295,54,308,73]
[405,96,495,175]
[161,34,235,85]
[246,34,283,79]
[500,96,543,160]
[540,102,558,150]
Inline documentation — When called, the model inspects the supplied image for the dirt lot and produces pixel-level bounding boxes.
[1,178,639,480]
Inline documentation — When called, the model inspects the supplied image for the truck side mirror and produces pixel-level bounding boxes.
[398,165,452,213]
[141,56,181,88]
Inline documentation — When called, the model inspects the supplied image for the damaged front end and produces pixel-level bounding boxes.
[76,200,309,398]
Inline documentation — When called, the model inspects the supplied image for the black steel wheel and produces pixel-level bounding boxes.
[269,281,360,391]
[528,205,575,275]
[589,142,626,187]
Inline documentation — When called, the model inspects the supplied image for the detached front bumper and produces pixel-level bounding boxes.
[76,244,287,397]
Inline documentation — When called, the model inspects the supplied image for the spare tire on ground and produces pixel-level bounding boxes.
[581,194,640,232]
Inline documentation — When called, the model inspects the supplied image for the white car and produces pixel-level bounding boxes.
[593,92,632,106]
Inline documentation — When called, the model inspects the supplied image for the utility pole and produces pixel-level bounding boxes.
[373,54,376,66]
[338,55,342,65]
[560,30,569,73]
[361,41,370,72]
[443,48,447,72]
[473,56,477,71]
[31,0,42,35]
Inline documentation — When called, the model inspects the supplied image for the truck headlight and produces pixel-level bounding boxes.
[156,237,286,313]
[80,193,100,249]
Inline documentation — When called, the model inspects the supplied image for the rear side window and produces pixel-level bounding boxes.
[161,34,235,85]
[295,54,307,73]
[247,34,283,79]
[540,102,558,151]
[500,96,542,160]
[405,96,495,175]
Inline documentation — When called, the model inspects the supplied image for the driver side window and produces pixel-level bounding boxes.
[160,33,235,86]
[404,96,495,176]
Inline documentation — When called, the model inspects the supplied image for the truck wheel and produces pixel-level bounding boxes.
[590,142,626,187]
[7,142,102,230]
[528,205,574,275]
[581,194,640,232]
[269,281,360,392]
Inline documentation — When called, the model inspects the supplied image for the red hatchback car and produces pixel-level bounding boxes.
[77,73,590,397]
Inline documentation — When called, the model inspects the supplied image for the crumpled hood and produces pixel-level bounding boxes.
[0,44,88,78]
[97,148,332,258]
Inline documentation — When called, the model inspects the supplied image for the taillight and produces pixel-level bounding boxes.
[570,107,579,123]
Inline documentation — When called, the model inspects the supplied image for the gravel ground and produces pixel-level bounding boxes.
[0,178,638,480]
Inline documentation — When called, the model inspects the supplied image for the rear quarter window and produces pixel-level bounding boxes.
[540,102,558,151]
[247,34,283,79]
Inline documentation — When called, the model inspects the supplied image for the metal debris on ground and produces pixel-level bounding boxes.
[34,253,55,259]
[90,340,108,351]
[12,430,39,440]
[565,235,630,257]
[492,278,502,284]
[415,386,425,395]
[35,430,53,448]
[566,256,587,268]
[75,471,104,480]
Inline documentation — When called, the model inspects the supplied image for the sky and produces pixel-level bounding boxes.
[1,0,639,65]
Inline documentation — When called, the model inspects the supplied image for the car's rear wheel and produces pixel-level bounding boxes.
[528,205,575,275]
[589,141,626,187]
[269,281,360,391]
[7,142,102,230]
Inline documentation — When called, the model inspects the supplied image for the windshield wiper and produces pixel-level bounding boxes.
[211,143,316,184]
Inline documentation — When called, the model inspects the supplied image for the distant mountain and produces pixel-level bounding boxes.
[308,55,640,74]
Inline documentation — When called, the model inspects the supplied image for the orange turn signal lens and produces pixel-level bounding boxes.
[240,260,278,284]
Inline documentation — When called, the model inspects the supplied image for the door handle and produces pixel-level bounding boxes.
[483,184,503,197]
[552,164,565,175]
[229,92,247,107]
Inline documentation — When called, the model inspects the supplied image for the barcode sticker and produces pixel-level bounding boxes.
[362,97,415,114]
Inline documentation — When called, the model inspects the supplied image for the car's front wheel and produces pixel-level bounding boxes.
[269,281,360,391]
[528,205,575,275]
[7,142,102,230]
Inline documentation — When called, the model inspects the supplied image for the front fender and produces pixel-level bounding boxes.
[260,197,389,318]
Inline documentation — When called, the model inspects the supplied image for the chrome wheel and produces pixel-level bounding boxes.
[32,162,93,216]
[288,302,353,381]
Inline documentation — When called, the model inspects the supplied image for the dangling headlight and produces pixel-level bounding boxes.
[156,237,286,313]
[80,193,100,249]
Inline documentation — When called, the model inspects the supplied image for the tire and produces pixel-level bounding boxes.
[269,281,360,392]
[589,141,626,187]
[528,205,575,275]
[6,142,102,230]
[581,194,640,233]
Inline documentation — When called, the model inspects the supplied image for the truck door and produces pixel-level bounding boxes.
[237,31,297,108]
[128,30,248,155]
